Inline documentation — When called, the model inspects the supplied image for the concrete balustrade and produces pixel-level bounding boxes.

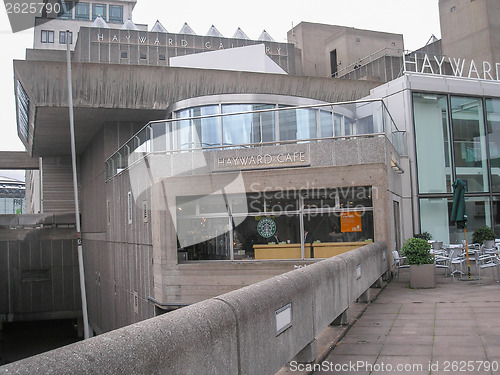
[0,242,388,375]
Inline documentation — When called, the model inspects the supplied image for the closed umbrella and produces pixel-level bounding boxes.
[450,178,471,278]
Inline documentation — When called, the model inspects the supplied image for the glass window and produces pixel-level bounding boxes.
[234,215,301,260]
[451,96,489,192]
[320,110,333,137]
[75,2,90,20]
[59,31,72,44]
[492,197,500,236]
[222,104,261,146]
[337,186,372,209]
[176,188,373,261]
[420,197,491,245]
[413,93,453,193]
[487,99,500,192]
[177,217,231,261]
[41,30,54,43]
[334,114,343,136]
[58,1,72,19]
[279,107,317,141]
[92,3,106,20]
[108,5,123,23]
[176,106,220,149]
[419,197,451,244]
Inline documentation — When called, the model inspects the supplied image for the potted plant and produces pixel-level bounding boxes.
[400,237,436,288]
[472,226,496,249]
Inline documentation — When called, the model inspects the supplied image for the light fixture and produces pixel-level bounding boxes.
[391,159,404,174]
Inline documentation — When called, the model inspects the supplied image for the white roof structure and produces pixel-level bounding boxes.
[170,44,287,75]
[121,19,139,31]
[179,22,196,35]
[206,25,223,37]
[91,16,110,29]
[258,30,275,42]
[151,20,167,33]
[232,27,250,40]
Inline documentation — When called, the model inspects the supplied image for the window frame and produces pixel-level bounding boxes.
[74,2,90,20]
[92,3,107,21]
[108,4,123,23]
[41,30,54,43]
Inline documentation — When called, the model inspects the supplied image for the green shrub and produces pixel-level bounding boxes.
[413,232,432,241]
[400,237,434,265]
[472,226,496,244]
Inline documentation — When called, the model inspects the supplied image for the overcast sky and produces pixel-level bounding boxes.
[0,0,441,180]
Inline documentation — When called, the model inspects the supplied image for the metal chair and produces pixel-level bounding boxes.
[392,250,409,280]
[477,254,500,281]
[448,248,466,280]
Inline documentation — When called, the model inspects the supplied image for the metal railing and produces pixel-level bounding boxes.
[105,99,406,180]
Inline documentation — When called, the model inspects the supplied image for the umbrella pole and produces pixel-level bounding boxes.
[464,226,472,279]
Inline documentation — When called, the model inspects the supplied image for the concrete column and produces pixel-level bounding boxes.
[371,276,384,288]
[331,308,349,326]
[293,339,317,364]
[358,289,371,303]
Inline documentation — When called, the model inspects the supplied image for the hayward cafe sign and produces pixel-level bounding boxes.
[404,53,500,81]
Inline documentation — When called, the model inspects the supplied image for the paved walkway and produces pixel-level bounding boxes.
[281,265,500,375]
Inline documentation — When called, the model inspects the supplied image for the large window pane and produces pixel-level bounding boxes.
[108,5,123,23]
[487,99,500,192]
[451,96,488,192]
[177,217,231,261]
[193,106,220,148]
[320,110,333,137]
[413,93,452,193]
[92,3,106,20]
[222,105,260,146]
[75,2,89,20]
[234,215,301,260]
[420,197,490,245]
[279,107,316,141]
[58,1,72,19]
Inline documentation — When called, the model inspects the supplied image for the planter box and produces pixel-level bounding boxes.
[409,264,436,288]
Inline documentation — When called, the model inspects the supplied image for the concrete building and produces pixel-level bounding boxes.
[439,0,500,68]
[11,0,500,335]
[288,22,404,78]
[33,0,141,51]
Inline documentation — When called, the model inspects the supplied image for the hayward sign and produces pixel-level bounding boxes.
[404,53,500,81]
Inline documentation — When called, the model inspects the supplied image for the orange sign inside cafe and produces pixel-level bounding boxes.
[340,212,362,233]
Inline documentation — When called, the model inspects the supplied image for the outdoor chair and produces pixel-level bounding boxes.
[434,254,451,276]
[392,250,409,280]
[447,248,466,280]
[477,254,500,281]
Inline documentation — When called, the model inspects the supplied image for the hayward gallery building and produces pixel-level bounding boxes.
[14,19,500,333]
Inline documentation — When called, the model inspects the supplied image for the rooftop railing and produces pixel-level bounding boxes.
[105,99,406,180]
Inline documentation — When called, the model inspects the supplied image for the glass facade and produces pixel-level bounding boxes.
[414,93,500,243]
[106,98,404,180]
[487,99,500,192]
[176,188,374,262]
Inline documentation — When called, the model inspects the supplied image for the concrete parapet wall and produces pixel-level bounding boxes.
[0,242,387,375]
